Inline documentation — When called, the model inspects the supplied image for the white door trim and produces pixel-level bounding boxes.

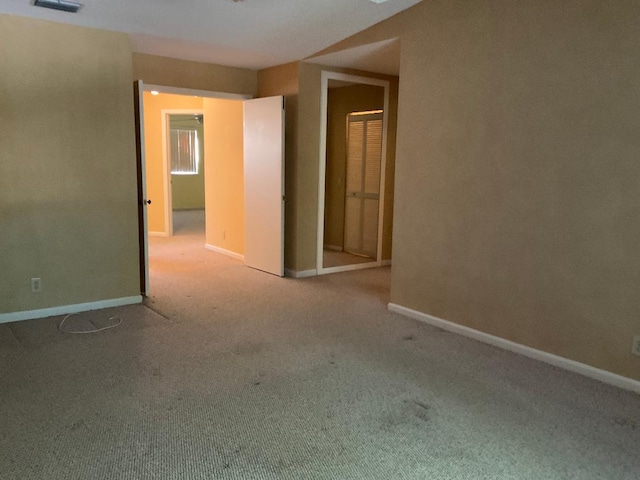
[316,71,390,276]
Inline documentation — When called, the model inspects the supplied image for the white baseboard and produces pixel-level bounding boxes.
[317,261,378,276]
[388,303,640,394]
[285,268,317,278]
[381,259,392,266]
[0,296,142,325]
[205,244,244,261]
[324,245,343,252]
[148,231,169,237]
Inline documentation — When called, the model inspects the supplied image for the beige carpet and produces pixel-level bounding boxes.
[1,212,639,479]
[171,209,205,236]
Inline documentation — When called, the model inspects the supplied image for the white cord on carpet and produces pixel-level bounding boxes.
[58,313,123,334]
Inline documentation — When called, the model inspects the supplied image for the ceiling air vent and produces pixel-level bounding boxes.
[33,0,83,13]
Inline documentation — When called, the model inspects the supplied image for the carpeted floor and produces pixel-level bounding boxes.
[171,209,205,236]
[1,212,639,479]
[323,249,374,269]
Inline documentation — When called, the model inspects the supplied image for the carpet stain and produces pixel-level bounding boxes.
[69,420,85,431]
[403,335,415,341]
[232,342,266,356]
[613,417,637,430]
[412,400,431,422]
[399,399,431,422]
[381,400,433,430]
[0,324,22,350]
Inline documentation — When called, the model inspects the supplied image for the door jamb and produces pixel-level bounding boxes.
[133,80,149,295]
[316,71,390,276]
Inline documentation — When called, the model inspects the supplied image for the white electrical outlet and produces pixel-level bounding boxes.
[632,335,640,357]
[31,277,42,293]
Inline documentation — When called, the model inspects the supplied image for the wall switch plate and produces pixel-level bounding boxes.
[31,277,42,293]
[632,335,640,356]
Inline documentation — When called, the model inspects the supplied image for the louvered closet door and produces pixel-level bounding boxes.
[344,112,383,259]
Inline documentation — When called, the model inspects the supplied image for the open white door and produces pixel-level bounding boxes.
[243,96,285,277]
[133,80,150,294]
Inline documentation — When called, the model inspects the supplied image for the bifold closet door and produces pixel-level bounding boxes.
[344,112,383,259]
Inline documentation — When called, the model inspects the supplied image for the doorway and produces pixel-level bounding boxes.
[134,82,285,295]
[164,110,205,237]
[164,111,206,238]
[317,72,390,275]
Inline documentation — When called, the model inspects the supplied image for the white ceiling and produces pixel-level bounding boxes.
[1,0,422,70]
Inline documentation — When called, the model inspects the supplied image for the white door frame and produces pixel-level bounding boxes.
[316,71,390,276]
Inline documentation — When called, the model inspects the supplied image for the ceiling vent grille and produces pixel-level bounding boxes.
[33,0,83,13]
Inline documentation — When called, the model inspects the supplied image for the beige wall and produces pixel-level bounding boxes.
[133,53,258,96]
[204,99,245,255]
[0,16,139,313]
[258,63,300,270]
[321,0,640,381]
[170,115,205,210]
[324,84,385,251]
[142,92,204,234]
[296,63,399,271]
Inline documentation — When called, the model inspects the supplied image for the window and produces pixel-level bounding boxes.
[170,128,199,175]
